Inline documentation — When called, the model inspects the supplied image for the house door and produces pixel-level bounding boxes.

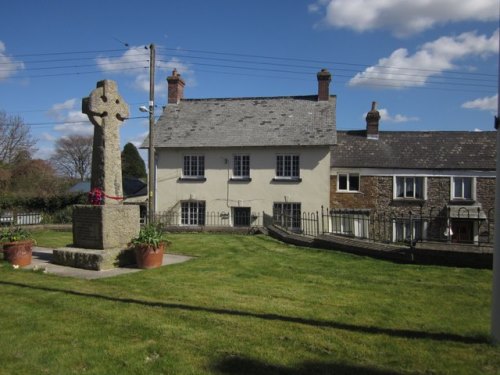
[233,207,251,227]
[451,220,474,243]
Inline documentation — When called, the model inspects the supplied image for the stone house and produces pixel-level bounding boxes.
[330,103,496,244]
[144,69,336,228]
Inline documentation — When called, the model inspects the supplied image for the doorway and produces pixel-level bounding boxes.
[451,220,474,243]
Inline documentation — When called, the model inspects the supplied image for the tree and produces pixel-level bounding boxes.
[121,142,146,179]
[50,135,93,181]
[0,110,37,164]
[9,157,63,197]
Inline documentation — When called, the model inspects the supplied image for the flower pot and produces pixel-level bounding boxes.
[3,240,33,267]
[134,243,165,269]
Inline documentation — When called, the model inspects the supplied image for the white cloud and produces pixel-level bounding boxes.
[310,0,498,36]
[40,132,56,142]
[96,46,195,95]
[349,29,498,88]
[0,40,24,80]
[462,94,498,111]
[364,107,419,123]
[47,99,93,136]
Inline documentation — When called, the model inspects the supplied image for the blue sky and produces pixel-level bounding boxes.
[0,0,498,160]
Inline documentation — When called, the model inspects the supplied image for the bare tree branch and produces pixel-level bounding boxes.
[0,110,37,164]
[50,135,93,181]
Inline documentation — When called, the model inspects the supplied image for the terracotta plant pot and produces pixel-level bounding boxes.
[134,243,165,269]
[3,240,33,267]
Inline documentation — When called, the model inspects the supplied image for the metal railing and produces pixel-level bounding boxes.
[271,210,320,237]
[153,211,263,228]
[321,206,494,246]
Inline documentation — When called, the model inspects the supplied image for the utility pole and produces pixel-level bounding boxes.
[492,35,500,344]
[148,43,156,224]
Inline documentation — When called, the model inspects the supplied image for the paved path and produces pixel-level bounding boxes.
[24,247,193,280]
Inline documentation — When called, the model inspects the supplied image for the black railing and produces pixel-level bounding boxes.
[321,206,494,246]
[153,211,263,228]
[270,210,320,237]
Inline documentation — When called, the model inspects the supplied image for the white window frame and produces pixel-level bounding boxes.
[393,176,427,200]
[183,155,205,178]
[337,173,360,192]
[450,177,475,201]
[275,154,300,179]
[330,212,369,238]
[233,155,250,179]
[273,202,301,230]
[181,201,206,226]
[392,219,427,243]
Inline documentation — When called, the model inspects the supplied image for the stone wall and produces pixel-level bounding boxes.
[330,175,494,215]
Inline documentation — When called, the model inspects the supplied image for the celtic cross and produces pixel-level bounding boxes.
[82,80,129,204]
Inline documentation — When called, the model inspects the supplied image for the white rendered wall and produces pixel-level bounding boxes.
[155,146,331,218]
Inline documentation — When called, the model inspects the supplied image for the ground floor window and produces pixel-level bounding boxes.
[330,211,369,239]
[393,219,425,243]
[273,202,301,230]
[181,201,205,225]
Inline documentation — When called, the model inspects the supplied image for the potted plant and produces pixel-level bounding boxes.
[131,224,167,269]
[0,226,34,267]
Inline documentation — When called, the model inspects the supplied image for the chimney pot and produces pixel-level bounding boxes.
[167,69,185,104]
[317,68,332,101]
[366,101,380,140]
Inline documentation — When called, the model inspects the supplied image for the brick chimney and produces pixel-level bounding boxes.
[366,101,381,140]
[167,69,185,104]
[317,68,332,101]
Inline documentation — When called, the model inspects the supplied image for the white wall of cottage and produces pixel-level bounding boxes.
[155,146,331,219]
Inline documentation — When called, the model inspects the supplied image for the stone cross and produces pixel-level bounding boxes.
[82,80,129,204]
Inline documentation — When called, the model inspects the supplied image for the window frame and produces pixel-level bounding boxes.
[337,173,360,192]
[232,154,250,179]
[275,154,300,180]
[273,202,302,230]
[181,201,206,226]
[451,176,475,201]
[329,211,369,239]
[182,155,205,179]
[392,219,427,243]
[393,176,426,200]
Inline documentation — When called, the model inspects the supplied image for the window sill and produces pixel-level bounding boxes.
[178,177,207,182]
[393,198,426,203]
[336,190,361,193]
[272,177,302,183]
[229,177,252,183]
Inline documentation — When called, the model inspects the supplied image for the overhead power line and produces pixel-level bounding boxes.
[156,46,498,78]
[1,44,496,100]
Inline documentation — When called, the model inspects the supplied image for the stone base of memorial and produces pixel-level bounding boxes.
[52,205,140,270]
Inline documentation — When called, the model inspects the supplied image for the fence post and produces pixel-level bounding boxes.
[477,206,481,247]
[321,206,324,234]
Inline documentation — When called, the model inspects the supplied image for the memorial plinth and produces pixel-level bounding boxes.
[52,80,140,271]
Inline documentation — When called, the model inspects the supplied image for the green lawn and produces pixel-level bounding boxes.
[1,232,498,374]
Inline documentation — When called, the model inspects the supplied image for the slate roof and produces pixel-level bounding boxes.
[331,130,496,170]
[144,95,336,148]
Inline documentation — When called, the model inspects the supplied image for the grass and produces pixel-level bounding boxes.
[1,231,498,374]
